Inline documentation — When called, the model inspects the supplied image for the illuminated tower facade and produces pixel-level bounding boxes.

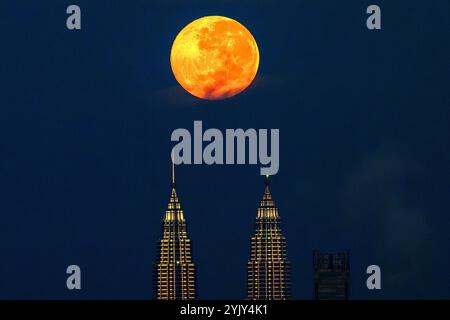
[153,164,196,300]
[247,176,291,300]
[313,251,350,300]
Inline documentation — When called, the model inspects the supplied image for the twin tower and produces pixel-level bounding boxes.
[153,166,291,300]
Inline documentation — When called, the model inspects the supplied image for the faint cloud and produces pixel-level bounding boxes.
[340,143,435,296]
[153,73,280,108]
[342,144,422,224]
[154,85,205,108]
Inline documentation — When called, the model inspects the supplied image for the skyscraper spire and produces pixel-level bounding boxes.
[153,158,196,300]
[172,154,175,187]
[247,176,291,300]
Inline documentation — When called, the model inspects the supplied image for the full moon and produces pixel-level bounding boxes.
[170,16,260,100]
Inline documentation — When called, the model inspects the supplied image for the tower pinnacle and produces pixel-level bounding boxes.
[171,152,176,188]
[265,174,270,186]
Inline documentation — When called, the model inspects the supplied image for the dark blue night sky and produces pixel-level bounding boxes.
[0,0,449,299]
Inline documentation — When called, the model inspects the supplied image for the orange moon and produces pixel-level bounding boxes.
[170,16,260,100]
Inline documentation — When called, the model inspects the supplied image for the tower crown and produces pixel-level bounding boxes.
[257,175,278,219]
[165,185,184,220]
[165,158,184,221]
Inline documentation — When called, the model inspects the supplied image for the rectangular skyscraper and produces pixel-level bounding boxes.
[313,251,350,300]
